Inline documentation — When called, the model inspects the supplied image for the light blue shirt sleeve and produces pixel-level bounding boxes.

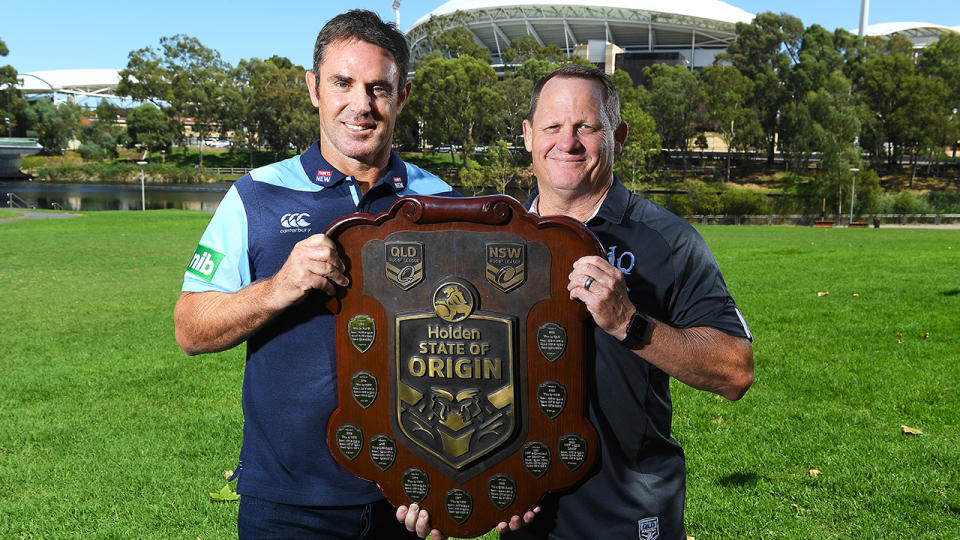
[181,185,250,293]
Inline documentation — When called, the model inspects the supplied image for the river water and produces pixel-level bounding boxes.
[1,181,230,211]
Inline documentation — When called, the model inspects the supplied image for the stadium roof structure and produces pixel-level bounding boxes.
[855,22,960,48]
[406,0,756,68]
[15,69,121,103]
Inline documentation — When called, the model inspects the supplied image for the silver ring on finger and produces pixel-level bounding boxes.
[583,276,595,291]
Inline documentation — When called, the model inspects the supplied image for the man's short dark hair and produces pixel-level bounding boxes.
[312,9,410,91]
[528,65,621,130]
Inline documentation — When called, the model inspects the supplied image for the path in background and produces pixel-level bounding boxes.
[0,210,82,223]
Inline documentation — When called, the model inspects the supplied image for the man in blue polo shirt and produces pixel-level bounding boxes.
[495,66,755,539]
[174,10,456,539]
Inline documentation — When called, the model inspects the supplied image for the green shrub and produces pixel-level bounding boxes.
[926,192,960,213]
[684,181,722,215]
[78,143,107,162]
[720,189,769,216]
[33,163,218,184]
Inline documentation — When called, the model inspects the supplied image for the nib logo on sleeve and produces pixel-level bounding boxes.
[187,244,225,282]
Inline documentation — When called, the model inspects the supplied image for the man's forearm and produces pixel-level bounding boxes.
[635,318,754,401]
[174,279,285,356]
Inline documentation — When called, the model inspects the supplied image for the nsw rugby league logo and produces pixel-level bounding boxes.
[485,242,526,293]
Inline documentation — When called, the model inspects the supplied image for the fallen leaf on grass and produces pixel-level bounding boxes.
[210,483,241,502]
[223,469,234,480]
[809,469,822,477]
[851,292,860,296]
[817,291,829,297]
[924,332,930,339]
[901,425,923,435]
[933,489,947,498]
[711,417,726,424]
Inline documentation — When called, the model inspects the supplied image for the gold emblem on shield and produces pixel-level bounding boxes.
[485,243,525,293]
[395,279,518,473]
[433,282,475,322]
[386,241,424,290]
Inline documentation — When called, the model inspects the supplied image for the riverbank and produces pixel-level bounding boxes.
[1,179,229,211]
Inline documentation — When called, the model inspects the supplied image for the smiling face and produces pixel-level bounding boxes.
[523,76,626,199]
[306,38,411,174]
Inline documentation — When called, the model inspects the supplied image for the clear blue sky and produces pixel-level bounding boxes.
[2,0,958,72]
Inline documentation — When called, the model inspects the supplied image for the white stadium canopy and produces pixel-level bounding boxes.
[854,22,960,48]
[406,0,756,68]
[15,69,121,104]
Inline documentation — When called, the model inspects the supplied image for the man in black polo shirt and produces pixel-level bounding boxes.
[497,65,755,540]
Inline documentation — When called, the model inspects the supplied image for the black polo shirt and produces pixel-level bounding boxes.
[508,179,751,540]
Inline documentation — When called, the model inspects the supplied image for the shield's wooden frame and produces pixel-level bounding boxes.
[325,195,601,537]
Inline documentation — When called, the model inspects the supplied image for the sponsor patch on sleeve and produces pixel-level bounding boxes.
[186,244,225,282]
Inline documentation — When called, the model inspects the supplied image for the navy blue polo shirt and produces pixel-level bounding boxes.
[182,141,456,506]
[512,179,751,540]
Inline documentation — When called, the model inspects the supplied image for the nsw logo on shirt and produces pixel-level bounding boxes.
[280,212,312,233]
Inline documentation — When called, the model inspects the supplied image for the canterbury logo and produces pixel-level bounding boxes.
[280,212,311,228]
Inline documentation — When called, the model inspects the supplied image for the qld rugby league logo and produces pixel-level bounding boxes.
[485,243,526,293]
[386,241,424,290]
[394,278,518,477]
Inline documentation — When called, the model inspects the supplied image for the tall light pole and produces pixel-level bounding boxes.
[849,168,859,224]
[2,83,11,137]
[859,0,870,37]
[392,0,402,27]
[136,160,147,211]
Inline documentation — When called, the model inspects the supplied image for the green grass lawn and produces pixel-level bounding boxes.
[0,214,957,539]
[0,209,23,219]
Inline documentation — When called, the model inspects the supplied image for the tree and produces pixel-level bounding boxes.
[431,26,491,62]
[514,58,558,85]
[126,103,173,152]
[806,71,865,212]
[610,70,659,187]
[501,36,566,65]
[725,12,804,164]
[118,35,230,167]
[1,36,26,136]
[701,64,761,180]
[859,48,915,171]
[408,13,487,67]
[23,100,82,154]
[463,140,522,194]
[642,64,703,179]
[890,75,953,186]
[229,56,314,156]
[95,99,120,124]
[918,33,960,158]
[409,55,503,165]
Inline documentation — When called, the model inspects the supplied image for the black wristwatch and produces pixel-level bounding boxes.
[619,310,650,349]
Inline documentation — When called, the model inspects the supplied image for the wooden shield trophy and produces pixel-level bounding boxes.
[325,195,601,537]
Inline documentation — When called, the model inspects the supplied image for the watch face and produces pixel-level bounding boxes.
[622,312,649,348]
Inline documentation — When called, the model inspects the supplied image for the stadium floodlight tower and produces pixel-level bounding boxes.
[393,0,402,27]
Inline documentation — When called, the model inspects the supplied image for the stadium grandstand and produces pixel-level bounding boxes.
[405,0,756,79]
